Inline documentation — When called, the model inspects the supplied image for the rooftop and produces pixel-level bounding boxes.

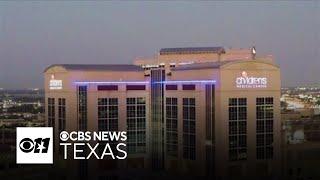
[171,58,277,71]
[171,61,229,71]
[45,64,144,72]
[159,47,225,55]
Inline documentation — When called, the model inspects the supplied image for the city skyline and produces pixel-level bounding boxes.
[0,1,319,88]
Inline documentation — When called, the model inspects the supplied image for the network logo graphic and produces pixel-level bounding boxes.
[16,127,53,164]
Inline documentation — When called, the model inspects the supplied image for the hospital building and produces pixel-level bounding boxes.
[44,46,281,178]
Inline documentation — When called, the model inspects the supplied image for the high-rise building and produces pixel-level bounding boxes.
[44,47,281,178]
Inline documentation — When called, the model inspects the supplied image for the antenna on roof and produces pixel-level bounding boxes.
[251,46,256,59]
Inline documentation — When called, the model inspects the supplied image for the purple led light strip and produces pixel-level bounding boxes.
[154,80,216,84]
[74,81,149,84]
[74,80,216,84]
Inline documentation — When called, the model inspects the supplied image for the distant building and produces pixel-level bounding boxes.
[282,119,320,179]
[44,47,281,178]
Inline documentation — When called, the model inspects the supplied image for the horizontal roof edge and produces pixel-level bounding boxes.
[171,59,279,71]
[159,47,225,55]
[44,64,144,73]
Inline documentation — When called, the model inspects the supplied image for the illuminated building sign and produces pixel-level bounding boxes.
[49,75,62,90]
[236,71,267,88]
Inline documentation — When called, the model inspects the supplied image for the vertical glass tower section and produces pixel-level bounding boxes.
[77,85,88,180]
[78,86,88,131]
[151,69,165,169]
[205,84,215,176]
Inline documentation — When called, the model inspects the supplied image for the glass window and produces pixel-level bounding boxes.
[228,98,247,161]
[183,98,196,160]
[256,97,274,160]
[166,97,178,157]
[58,98,66,131]
[229,98,237,106]
[97,98,118,131]
[126,97,146,154]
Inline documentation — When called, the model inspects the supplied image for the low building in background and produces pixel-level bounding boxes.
[282,118,320,179]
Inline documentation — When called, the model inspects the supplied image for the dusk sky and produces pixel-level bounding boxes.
[0,1,319,88]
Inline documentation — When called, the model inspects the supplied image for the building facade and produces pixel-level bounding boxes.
[44,47,281,178]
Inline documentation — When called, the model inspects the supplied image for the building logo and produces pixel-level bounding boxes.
[235,71,267,88]
[49,75,62,90]
[16,127,53,164]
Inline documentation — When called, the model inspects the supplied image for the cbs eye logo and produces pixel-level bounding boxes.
[16,127,53,164]
[19,138,50,153]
